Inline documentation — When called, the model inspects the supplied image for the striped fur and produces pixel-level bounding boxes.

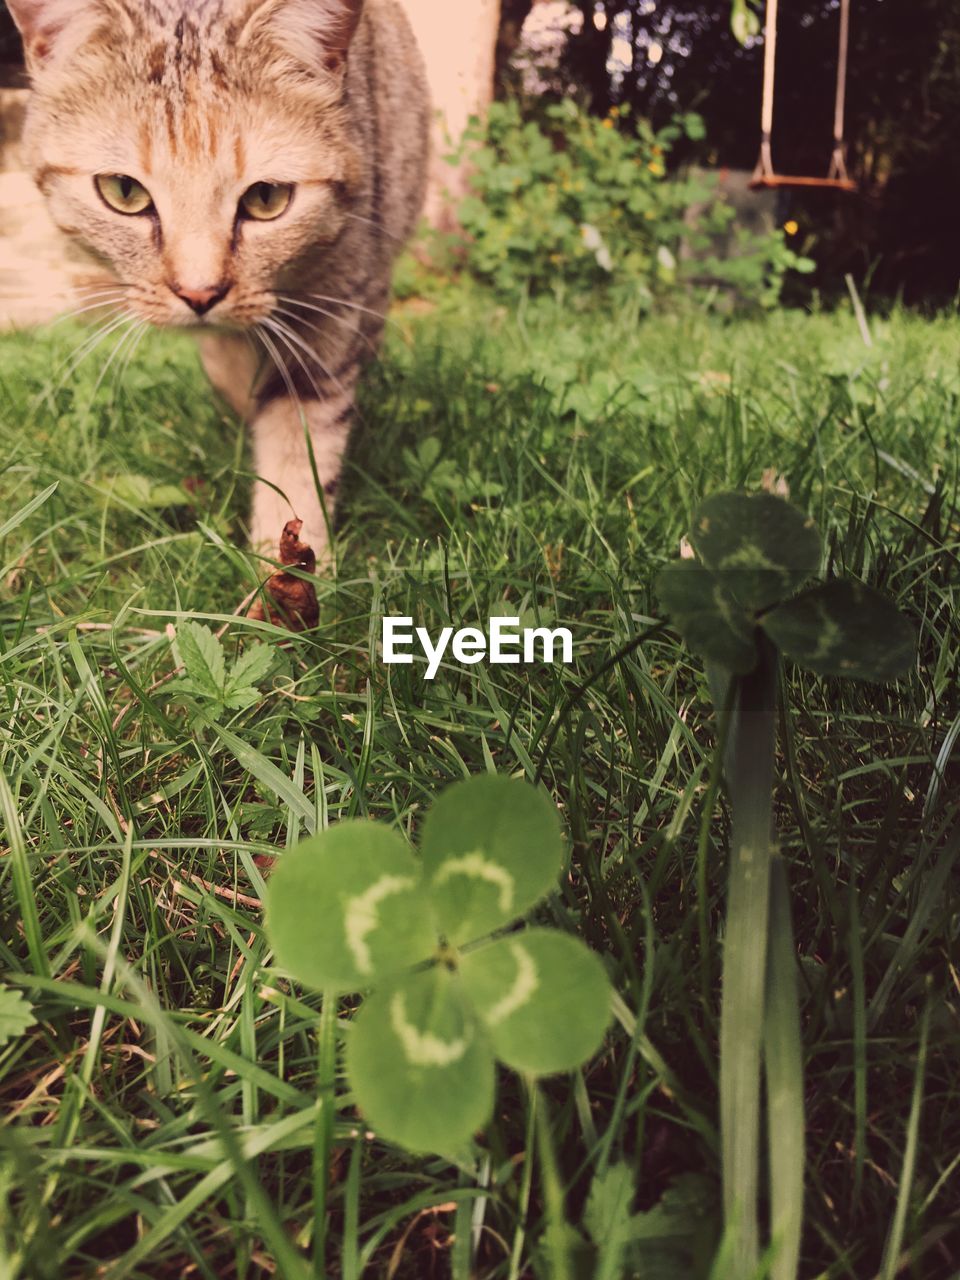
[9,0,430,557]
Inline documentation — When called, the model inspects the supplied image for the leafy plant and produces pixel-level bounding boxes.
[167,622,275,726]
[265,774,612,1154]
[401,436,504,506]
[658,491,916,1280]
[683,208,817,311]
[0,987,35,1050]
[584,1164,720,1280]
[450,99,812,309]
[730,0,761,44]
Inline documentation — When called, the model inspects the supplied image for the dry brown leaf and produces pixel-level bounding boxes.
[248,519,319,632]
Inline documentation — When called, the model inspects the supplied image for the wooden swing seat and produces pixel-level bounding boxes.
[751,0,858,199]
[749,173,857,192]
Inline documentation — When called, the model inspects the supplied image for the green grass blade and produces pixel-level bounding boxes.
[878,991,932,1280]
[764,855,804,1280]
[848,876,868,1205]
[311,992,338,1277]
[0,767,49,979]
[214,725,317,833]
[0,481,58,544]
[342,1140,362,1280]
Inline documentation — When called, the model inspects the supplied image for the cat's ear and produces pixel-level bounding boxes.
[237,0,365,76]
[5,0,128,72]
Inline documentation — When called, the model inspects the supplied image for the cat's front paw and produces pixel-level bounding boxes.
[249,489,331,569]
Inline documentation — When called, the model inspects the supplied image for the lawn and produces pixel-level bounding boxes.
[0,288,958,1278]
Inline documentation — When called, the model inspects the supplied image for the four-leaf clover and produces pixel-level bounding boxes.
[265,775,612,1152]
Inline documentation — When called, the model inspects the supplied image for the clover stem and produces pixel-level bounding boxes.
[697,673,737,1011]
[507,1083,538,1280]
[532,1080,574,1280]
[312,990,338,1277]
[714,631,779,1278]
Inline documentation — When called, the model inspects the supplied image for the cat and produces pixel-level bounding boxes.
[6,0,430,560]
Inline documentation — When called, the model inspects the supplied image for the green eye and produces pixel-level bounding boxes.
[95,174,154,215]
[240,181,294,221]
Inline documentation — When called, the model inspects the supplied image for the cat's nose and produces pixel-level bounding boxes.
[172,282,231,317]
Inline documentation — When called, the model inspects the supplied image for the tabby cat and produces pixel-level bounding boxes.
[7,0,430,558]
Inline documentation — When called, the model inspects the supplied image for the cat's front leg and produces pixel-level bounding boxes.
[249,392,354,562]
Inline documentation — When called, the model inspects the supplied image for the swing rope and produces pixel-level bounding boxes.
[757,0,779,179]
[828,0,851,181]
[751,0,856,192]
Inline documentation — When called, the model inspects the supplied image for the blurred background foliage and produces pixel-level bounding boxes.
[491,0,960,305]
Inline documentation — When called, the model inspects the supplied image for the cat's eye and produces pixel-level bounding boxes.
[95,174,154,216]
[239,181,294,222]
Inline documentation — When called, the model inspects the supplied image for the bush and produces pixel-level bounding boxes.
[450,99,814,309]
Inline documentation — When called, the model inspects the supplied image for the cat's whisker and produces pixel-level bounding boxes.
[50,295,128,328]
[112,320,150,400]
[342,210,407,247]
[271,304,325,336]
[264,315,352,401]
[106,317,149,401]
[38,310,136,410]
[261,318,327,404]
[272,302,379,358]
[63,285,133,312]
[280,291,392,326]
[71,277,128,292]
[255,323,307,425]
[92,315,141,400]
[68,285,129,303]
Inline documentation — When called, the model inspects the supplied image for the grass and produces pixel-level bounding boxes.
[0,283,958,1278]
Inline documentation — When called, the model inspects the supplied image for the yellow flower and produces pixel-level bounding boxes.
[648,162,665,176]
[603,118,614,130]
[784,219,799,235]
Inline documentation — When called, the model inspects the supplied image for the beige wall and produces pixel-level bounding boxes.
[399,0,501,229]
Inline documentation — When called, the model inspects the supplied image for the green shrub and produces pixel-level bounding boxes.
[450,99,814,309]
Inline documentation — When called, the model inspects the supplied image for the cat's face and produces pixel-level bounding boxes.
[8,0,364,328]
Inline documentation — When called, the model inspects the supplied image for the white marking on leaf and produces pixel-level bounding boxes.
[487,942,539,1025]
[344,875,416,974]
[432,852,515,913]
[389,991,471,1066]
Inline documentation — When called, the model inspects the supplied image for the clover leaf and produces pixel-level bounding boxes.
[459,928,611,1075]
[658,491,915,683]
[421,773,565,944]
[656,489,917,1272]
[690,491,821,610]
[265,775,612,1153]
[267,823,435,992]
[657,559,758,675]
[347,966,495,1153]
[762,578,916,682]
